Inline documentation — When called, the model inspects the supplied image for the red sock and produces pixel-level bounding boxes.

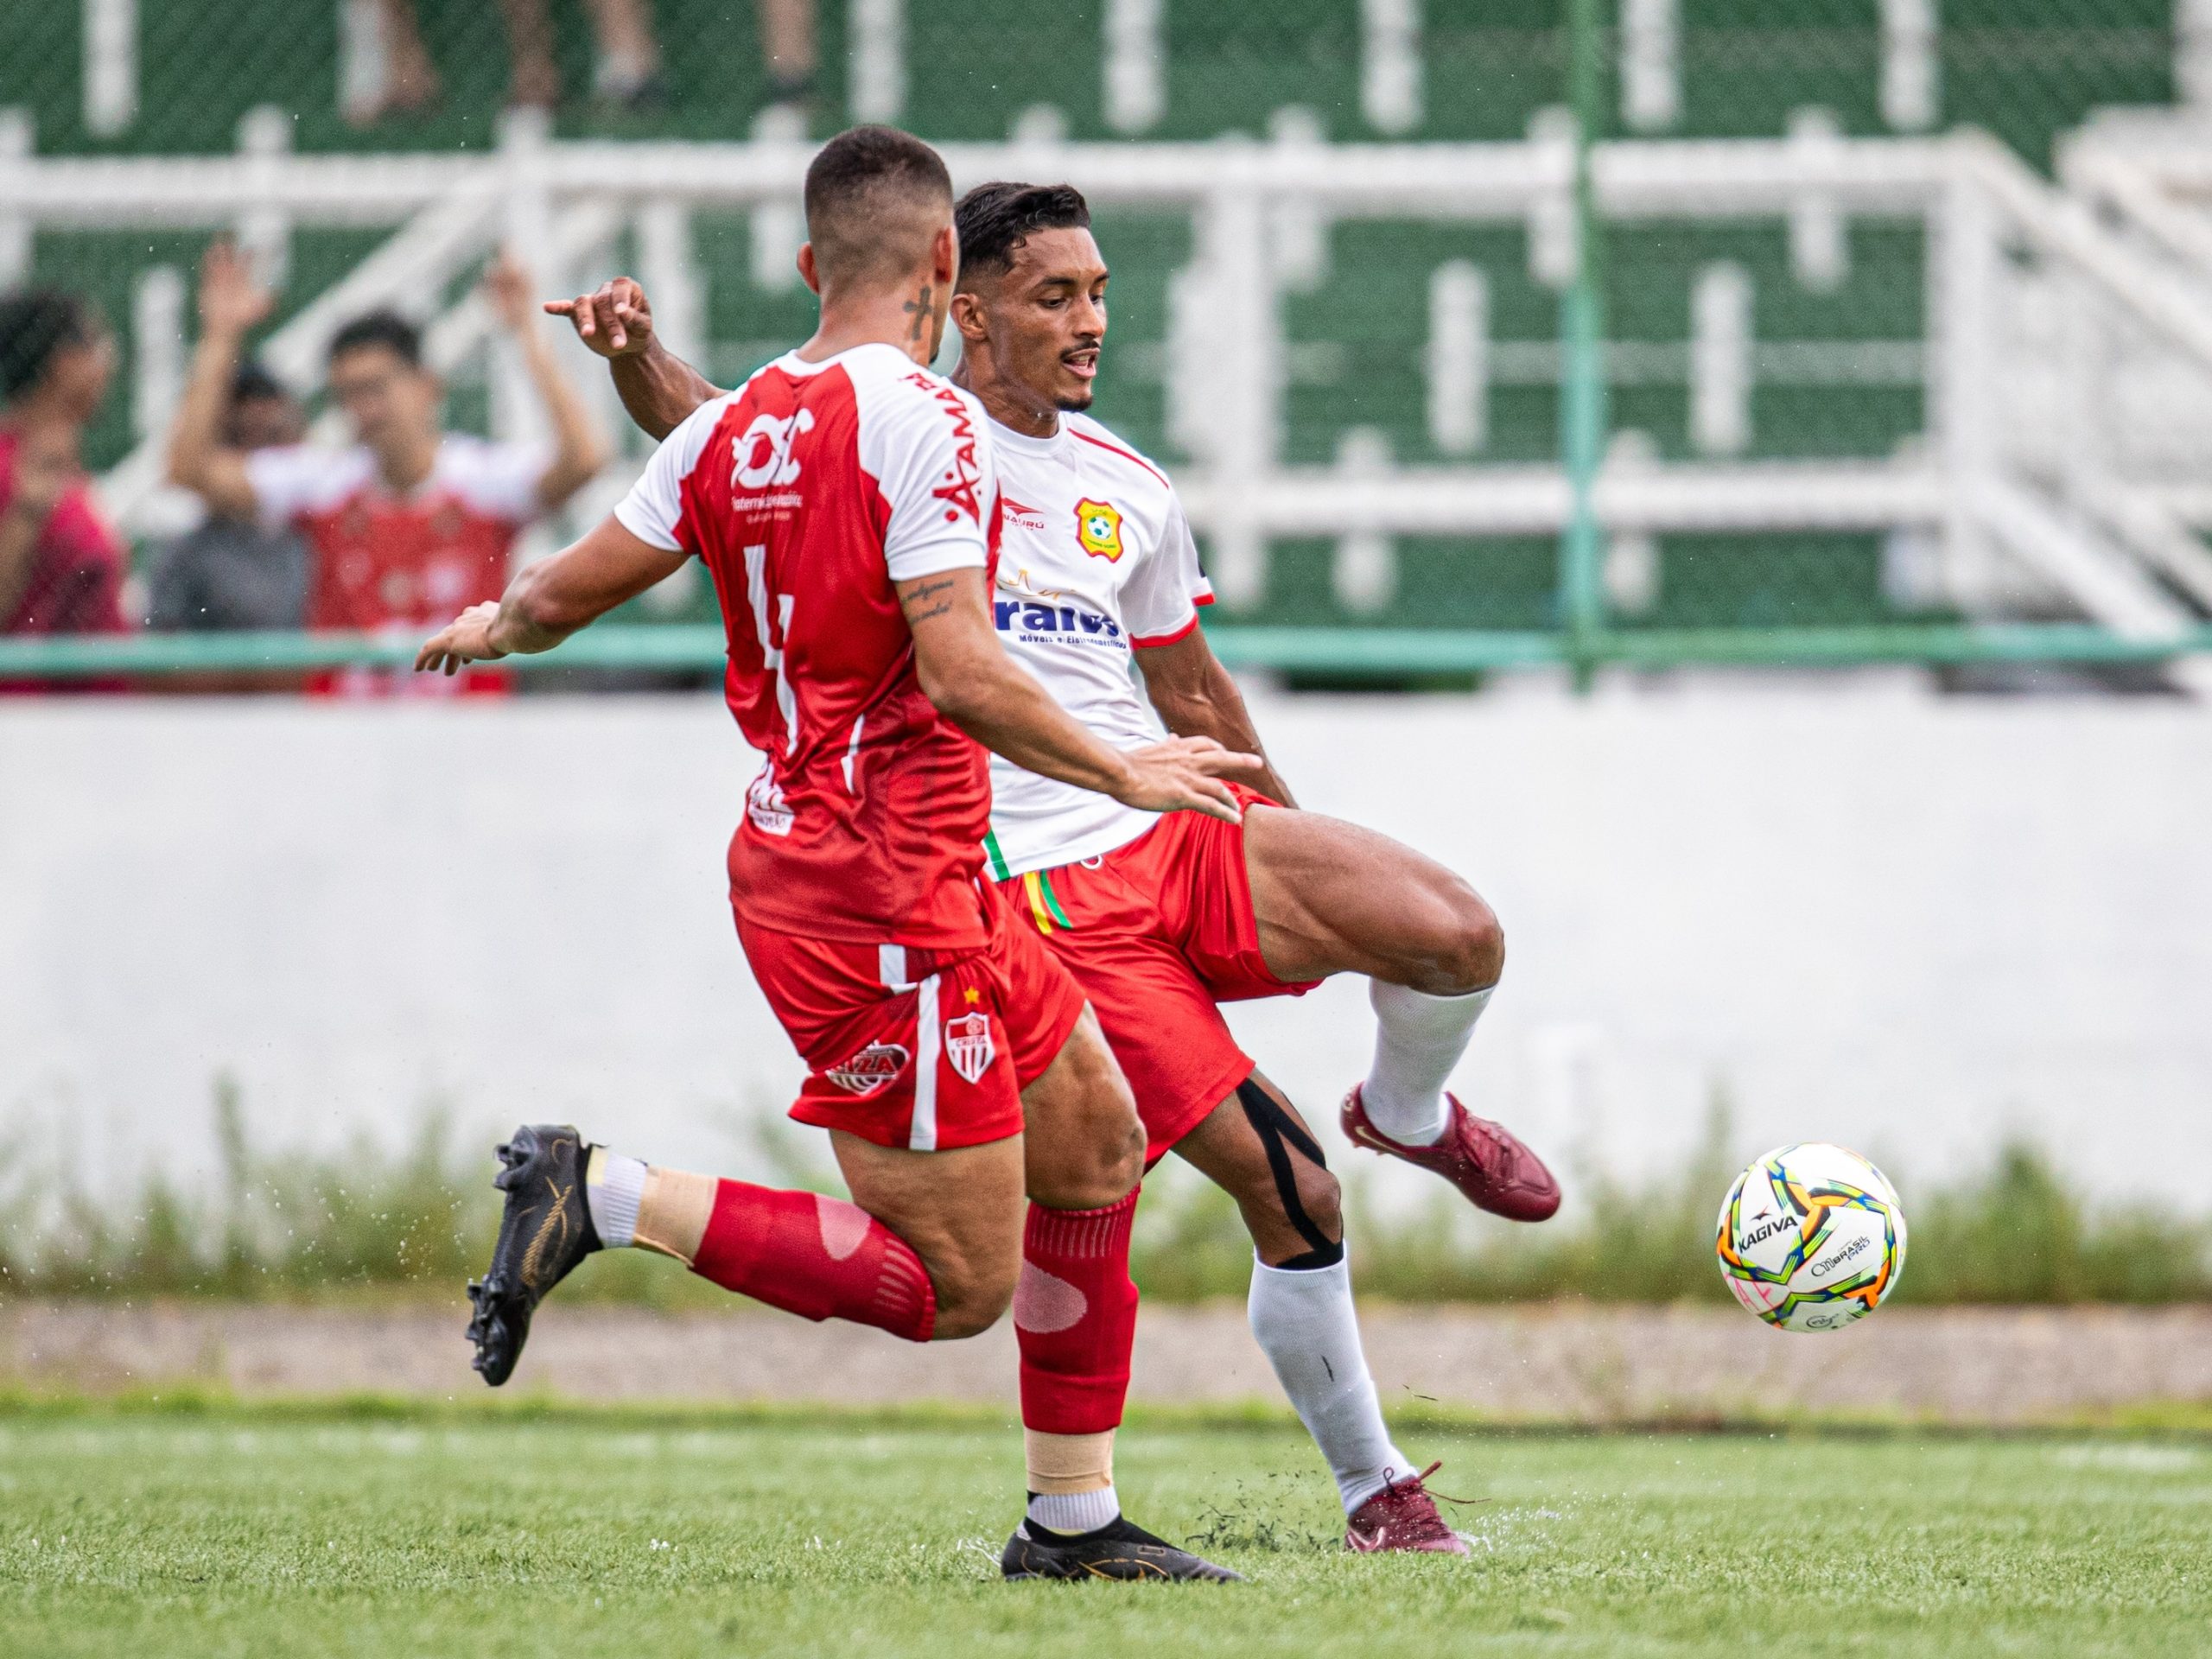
[690,1179,936,1342]
[1015,1190,1140,1434]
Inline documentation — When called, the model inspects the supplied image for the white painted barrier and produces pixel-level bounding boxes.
[4,687,2209,1205]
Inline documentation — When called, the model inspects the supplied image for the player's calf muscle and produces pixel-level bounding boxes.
[1177,1080,1344,1268]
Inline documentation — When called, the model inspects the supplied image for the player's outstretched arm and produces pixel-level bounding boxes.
[544,277,723,442]
[1135,628,1298,808]
[415,515,687,673]
[898,567,1261,823]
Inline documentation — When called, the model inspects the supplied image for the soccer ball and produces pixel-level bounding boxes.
[1715,1142,1906,1332]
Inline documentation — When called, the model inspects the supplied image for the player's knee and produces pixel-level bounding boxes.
[927,1260,1016,1341]
[1413,882,1503,995]
[1032,1045,1144,1209]
[1033,1115,1143,1210]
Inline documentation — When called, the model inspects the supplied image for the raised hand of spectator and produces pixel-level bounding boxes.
[197,241,273,342]
[545,277,655,359]
[482,251,541,335]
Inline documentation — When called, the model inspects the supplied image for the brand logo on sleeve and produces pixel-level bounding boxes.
[944,1012,996,1084]
[1074,499,1126,562]
[906,374,985,526]
[731,408,816,492]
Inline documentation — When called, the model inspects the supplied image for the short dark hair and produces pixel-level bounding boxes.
[0,288,99,404]
[327,308,423,368]
[231,360,290,404]
[803,125,954,289]
[954,183,1092,285]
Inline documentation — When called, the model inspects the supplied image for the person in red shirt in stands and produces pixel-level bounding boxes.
[1,289,129,656]
[168,243,606,695]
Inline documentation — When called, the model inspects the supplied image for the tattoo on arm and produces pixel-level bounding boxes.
[903,285,933,343]
[900,575,957,626]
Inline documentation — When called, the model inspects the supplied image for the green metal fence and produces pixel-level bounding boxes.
[3,2,2206,681]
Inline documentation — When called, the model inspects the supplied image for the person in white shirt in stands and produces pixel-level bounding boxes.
[168,243,606,695]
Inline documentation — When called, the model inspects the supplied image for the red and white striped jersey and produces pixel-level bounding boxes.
[616,342,1001,949]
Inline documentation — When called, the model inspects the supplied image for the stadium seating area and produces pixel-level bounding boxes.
[0,2,2187,636]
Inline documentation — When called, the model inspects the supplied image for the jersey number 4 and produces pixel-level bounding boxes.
[743,543,798,752]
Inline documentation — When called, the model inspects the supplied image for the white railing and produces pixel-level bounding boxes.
[10,108,2212,664]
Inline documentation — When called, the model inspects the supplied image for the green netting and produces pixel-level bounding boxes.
[2,3,2197,666]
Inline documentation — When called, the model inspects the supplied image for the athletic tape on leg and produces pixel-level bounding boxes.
[1235,1077,1344,1268]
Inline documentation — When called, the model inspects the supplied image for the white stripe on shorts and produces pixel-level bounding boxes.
[878,944,910,990]
[910,973,941,1150]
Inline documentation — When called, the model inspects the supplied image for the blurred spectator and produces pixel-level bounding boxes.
[168,244,607,696]
[0,289,129,645]
[351,0,664,120]
[146,363,310,633]
[760,0,817,106]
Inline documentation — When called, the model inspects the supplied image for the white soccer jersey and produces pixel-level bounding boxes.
[980,411,1214,880]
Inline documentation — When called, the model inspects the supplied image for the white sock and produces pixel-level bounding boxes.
[583,1147,646,1249]
[1248,1255,1414,1514]
[1027,1486,1120,1535]
[1362,981,1494,1147]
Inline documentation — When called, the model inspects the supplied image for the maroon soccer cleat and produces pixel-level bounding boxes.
[1340,1086,1561,1222]
[1344,1462,1471,1555]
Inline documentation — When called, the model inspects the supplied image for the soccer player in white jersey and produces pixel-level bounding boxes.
[550,181,1560,1554]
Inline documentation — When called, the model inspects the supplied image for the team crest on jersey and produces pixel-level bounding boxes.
[1074,499,1126,562]
[826,1041,909,1095]
[944,1012,996,1084]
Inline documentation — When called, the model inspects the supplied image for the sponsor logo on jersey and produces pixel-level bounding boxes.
[994,599,1123,640]
[746,769,794,836]
[1074,498,1126,562]
[906,374,985,525]
[1001,495,1048,533]
[944,1011,995,1085]
[825,1041,910,1094]
[731,408,816,493]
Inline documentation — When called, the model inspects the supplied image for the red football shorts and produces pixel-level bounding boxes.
[997,785,1319,1164]
[737,880,1086,1153]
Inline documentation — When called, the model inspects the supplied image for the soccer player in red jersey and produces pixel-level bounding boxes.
[552,181,1561,1555]
[416,128,1255,1582]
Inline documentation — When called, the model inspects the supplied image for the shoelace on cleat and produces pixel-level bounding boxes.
[1379,1461,1484,1509]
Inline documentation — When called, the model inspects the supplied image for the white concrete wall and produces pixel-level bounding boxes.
[4,688,2209,1205]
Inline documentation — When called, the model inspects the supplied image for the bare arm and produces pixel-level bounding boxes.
[485,253,609,510]
[1135,626,1296,807]
[415,514,687,672]
[165,241,269,519]
[545,276,722,441]
[899,566,1259,821]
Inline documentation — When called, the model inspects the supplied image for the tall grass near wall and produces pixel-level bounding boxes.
[3,1084,2207,1306]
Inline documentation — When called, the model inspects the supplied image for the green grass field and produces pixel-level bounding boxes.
[5,1406,2209,1658]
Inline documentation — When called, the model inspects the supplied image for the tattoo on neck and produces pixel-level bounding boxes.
[904,285,933,344]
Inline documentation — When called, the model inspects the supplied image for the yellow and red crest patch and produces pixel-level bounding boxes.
[1074,498,1126,562]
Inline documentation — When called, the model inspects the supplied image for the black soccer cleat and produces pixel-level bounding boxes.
[1000,1515,1244,1583]
[465,1123,601,1387]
